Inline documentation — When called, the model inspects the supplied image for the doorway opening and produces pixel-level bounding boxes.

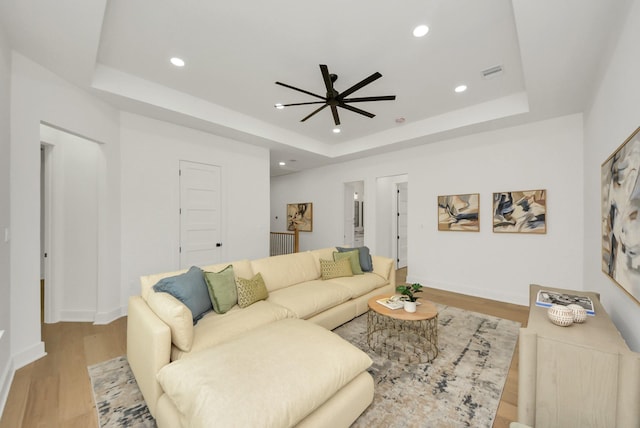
[343,181,365,247]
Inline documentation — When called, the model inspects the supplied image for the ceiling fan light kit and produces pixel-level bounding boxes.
[275,64,396,126]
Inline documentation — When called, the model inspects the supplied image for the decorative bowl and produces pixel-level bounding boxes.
[547,305,574,327]
[567,304,587,323]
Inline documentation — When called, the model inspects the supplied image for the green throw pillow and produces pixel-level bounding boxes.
[333,250,363,275]
[204,265,237,314]
[320,258,353,280]
[236,273,269,308]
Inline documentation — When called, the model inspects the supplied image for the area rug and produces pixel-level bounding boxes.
[334,305,520,428]
[88,355,156,428]
[88,305,519,428]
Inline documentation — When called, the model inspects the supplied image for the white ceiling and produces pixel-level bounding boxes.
[0,0,632,175]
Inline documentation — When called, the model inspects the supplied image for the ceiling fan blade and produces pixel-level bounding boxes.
[338,102,375,118]
[319,64,334,95]
[330,105,340,126]
[281,101,326,107]
[275,81,325,101]
[342,95,396,103]
[301,103,329,122]
[338,72,382,99]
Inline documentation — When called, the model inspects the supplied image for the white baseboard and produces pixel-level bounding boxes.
[59,310,96,323]
[12,341,46,370]
[94,306,127,325]
[0,357,14,420]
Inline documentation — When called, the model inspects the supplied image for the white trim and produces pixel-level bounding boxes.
[59,310,96,323]
[0,358,15,418]
[12,342,46,371]
[93,307,126,326]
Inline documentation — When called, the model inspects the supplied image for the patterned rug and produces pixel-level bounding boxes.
[88,305,519,428]
[88,356,156,427]
[335,305,520,428]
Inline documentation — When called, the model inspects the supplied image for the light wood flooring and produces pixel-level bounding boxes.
[1,269,528,428]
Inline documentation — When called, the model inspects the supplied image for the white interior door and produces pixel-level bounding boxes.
[179,161,222,268]
[396,182,408,268]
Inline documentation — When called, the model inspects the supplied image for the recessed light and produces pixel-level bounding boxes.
[413,25,429,38]
[170,57,185,67]
[454,85,468,93]
[279,161,286,166]
[395,117,406,124]
[275,103,285,110]
[333,128,341,134]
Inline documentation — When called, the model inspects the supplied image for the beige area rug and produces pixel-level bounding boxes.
[88,305,519,428]
[335,305,520,427]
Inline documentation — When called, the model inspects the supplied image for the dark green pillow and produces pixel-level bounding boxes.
[204,265,237,314]
[333,250,363,275]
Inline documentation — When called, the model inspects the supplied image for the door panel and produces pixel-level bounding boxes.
[179,161,222,268]
[397,182,408,268]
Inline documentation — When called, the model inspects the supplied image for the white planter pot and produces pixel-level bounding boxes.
[404,301,417,313]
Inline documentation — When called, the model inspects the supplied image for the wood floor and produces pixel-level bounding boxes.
[1,269,528,428]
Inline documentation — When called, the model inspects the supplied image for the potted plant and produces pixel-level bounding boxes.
[396,283,423,312]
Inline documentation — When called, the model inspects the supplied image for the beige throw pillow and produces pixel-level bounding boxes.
[236,273,269,308]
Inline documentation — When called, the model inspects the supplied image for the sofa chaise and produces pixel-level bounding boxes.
[127,247,395,427]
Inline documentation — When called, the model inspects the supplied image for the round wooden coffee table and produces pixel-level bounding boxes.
[367,295,439,363]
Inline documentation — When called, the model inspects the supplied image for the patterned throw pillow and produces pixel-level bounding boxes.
[204,265,237,314]
[236,273,269,308]
[320,258,353,280]
[333,250,364,275]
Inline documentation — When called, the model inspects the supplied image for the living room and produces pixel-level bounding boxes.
[1,0,640,426]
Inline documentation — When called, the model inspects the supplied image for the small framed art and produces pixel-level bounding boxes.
[287,202,313,232]
[437,193,480,232]
[492,190,546,234]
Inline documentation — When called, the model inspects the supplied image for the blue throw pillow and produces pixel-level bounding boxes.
[152,266,212,324]
[336,246,373,272]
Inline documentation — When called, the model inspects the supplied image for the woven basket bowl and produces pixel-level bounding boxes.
[547,304,574,327]
[567,303,587,323]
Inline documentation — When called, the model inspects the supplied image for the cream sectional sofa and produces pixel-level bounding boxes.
[127,247,395,427]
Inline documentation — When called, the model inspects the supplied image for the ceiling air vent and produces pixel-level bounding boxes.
[481,65,504,79]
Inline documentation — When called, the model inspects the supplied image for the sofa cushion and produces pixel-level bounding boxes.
[251,252,319,292]
[372,255,394,281]
[267,280,352,319]
[147,290,194,352]
[308,247,339,273]
[236,273,269,308]
[203,265,237,314]
[337,246,373,272]
[171,301,296,360]
[157,319,372,428]
[326,272,388,298]
[320,258,353,280]
[333,250,363,275]
[152,266,212,324]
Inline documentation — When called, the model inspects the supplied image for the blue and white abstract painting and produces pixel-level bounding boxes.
[492,190,546,234]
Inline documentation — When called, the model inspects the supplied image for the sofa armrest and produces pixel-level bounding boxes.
[127,295,172,417]
[371,255,396,291]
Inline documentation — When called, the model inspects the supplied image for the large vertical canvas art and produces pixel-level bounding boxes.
[602,126,640,305]
[437,194,480,231]
[287,202,313,232]
[492,190,546,234]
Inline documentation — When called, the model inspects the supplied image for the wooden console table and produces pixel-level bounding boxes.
[518,284,640,427]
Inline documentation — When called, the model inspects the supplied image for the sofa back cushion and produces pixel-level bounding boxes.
[251,252,319,292]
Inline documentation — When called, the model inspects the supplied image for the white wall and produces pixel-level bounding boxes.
[272,114,584,306]
[120,113,270,298]
[0,24,12,415]
[583,0,640,351]
[9,53,120,368]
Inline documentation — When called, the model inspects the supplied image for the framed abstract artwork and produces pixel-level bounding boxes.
[492,190,546,234]
[287,202,313,232]
[601,126,640,305]
[437,193,480,231]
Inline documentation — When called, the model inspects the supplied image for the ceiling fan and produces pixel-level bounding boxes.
[275,64,396,126]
